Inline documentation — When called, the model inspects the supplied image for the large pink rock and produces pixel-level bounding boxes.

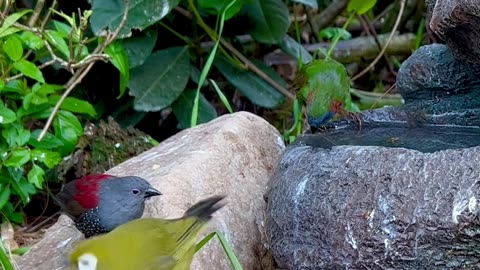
[17,112,285,270]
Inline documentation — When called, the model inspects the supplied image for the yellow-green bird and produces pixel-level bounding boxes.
[69,195,225,270]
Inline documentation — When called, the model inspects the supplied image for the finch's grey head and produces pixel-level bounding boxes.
[97,176,161,231]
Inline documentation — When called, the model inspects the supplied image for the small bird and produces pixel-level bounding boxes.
[55,174,162,238]
[69,195,225,270]
[295,59,352,132]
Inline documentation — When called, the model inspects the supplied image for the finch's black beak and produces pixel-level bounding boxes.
[144,187,162,198]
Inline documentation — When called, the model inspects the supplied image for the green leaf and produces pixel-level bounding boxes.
[28,164,45,189]
[0,187,11,210]
[290,0,317,8]
[90,0,181,38]
[2,79,29,96]
[0,9,32,38]
[1,10,32,30]
[20,106,53,119]
[13,60,45,83]
[0,27,21,39]
[33,83,64,95]
[28,130,64,149]
[172,89,217,129]
[52,20,72,38]
[0,104,17,124]
[347,0,377,15]
[23,92,49,109]
[1,124,30,147]
[319,27,352,41]
[20,31,44,50]
[105,41,130,98]
[53,110,83,150]
[49,96,97,117]
[10,176,35,205]
[129,46,190,111]
[214,55,285,108]
[45,30,70,58]
[31,149,61,169]
[278,35,313,64]
[198,0,244,20]
[122,30,157,68]
[243,0,290,44]
[3,35,23,61]
[4,149,31,167]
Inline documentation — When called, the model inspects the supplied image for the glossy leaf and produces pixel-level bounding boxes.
[90,0,181,38]
[214,56,286,108]
[278,35,313,64]
[49,95,97,117]
[33,83,64,95]
[172,89,217,129]
[105,42,130,98]
[27,164,45,189]
[122,31,158,68]
[290,0,317,8]
[0,10,32,38]
[31,149,61,169]
[1,10,32,30]
[23,92,48,110]
[347,0,377,15]
[1,124,30,147]
[3,35,23,61]
[129,46,190,111]
[0,187,11,210]
[0,104,17,124]
[13,60,45,83]
[53,110,83,150]
[198,0,244,20]
[10,176,36,205]
[45,30,70,58]
[4,149,30,167]
[20,31,44,50]
[243,0,290,44]
[28,130,64,149]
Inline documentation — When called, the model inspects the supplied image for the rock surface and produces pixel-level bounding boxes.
[18,111,285,270]
[396,44,480,119]
[426,0,480,64]
[267,144,480,269]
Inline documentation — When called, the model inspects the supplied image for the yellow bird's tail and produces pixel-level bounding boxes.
[183,195,225,221]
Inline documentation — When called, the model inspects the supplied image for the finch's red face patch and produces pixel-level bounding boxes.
[74,174,114,209]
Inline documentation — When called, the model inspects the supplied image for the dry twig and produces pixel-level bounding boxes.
[352,0,407,81]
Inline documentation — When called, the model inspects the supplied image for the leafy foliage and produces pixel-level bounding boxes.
[0,9,98,223]
[0,0,295,224]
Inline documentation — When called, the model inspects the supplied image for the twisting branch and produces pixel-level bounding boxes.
[37,0,130,141]
[351,0,406,81]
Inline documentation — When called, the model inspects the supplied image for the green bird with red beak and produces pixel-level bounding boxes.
[296,59,352,132]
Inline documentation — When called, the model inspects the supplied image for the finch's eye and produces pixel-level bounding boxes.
[131,189,140,195]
